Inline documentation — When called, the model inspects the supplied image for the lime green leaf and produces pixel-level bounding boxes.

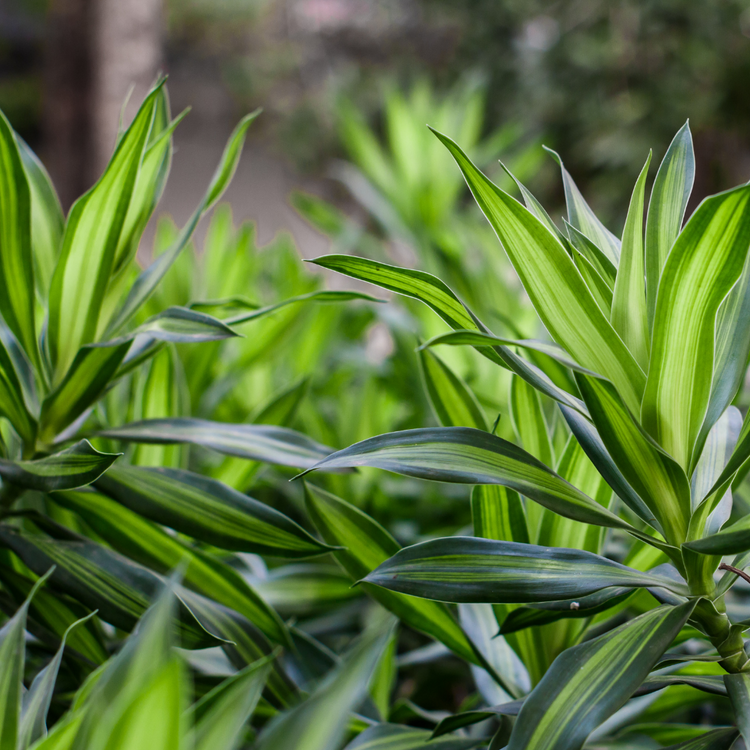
[104,110,260,338]
[506,601,695,750]
[95,464,332,558]
[645,122,695,327]
[51,488,292,647]
[575,373,690,545]
[17,137,64,300]
[0,440,119,492]
[433,129,645,414]
[418,347,487,430]
[47,83,163,380]
[310,255,588,416]
[641,183,750,471]
[362,537,687,602]
[298,427,635,532]
[572,250,613,317]
[471,485,528,545]
[39,344,131,444]
[0,111,40,372]
[0,570,53,750]
[345,723,484,750]
[96,418,332,469]
[303,483,497,675]
[564,222,616,288]
[189,654,274,750]
[724,672,750,745]
[611,152,651,370]
[544,147,621,265]
[18,613,95,749]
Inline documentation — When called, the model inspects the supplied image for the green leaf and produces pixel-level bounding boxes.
[345,723,484,750]
[0,110,40,372]
[17,137,64,301]
[303,483,495,674]
[224,290,384,326]
[661,728,740,750]
[418,347,487,430]
[18,613,95,749]
[683,512,750,555]
[645,121,695,328]
[94,463,332,558]
[104,111,260,339]
[611,152,651,370]
[506,601,696,750]
[298,427,637,532]
[471,484,528,545]
[51,488,292,647]
[431,701,523,739]
[0,336,37,447]
[256,621,394,750]
[310,255,588,416]
[641,183,750,471]
[0,440,119,492]
[572,250,613,317]
[724,672,750,745]
[635,673,727,697]
[96,417,333,469]
[0,570,53,750]
[47,82,163,380]
[189,654,274,750]
[544,146,621,265]
[39,344,131,444]
[433,129,645,414]
[575,373,690,545]
[564,222,617,288]
[362,537,687,603]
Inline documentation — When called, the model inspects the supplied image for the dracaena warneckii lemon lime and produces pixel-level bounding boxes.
[301,122,750,745]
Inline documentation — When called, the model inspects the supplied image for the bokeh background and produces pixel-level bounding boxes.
[4,0,750,243]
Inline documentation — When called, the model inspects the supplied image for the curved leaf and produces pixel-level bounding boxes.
[724,672,750,745]
[662,729,739,750]
[645,121,695,327]
[641,183,750,471]
[506,601,696,750]
[434,130,645,413]
[96,418,332,469]
[0,440,119,492]
[0,336,37,446]
[298,427,635,531]
[346,723,484,750]
[362,537,687,603]
[95,463,332,558]
[635,673,727,697]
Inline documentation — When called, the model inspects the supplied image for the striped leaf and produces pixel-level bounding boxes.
[345,723,484,750]
[724,672,750,745]
[0,111,39,372]
[0,336,36,446]
[17,137,64,300]
[418,347,487,431]
[611,152,651,370]
[50,488,291,647]
[433,129,645,414]
[545,147,621,265]
[257,621,394,750]
[575,373,690,545]
[0,528,216,648]
[39,343,131,444]
[645,122,695,327]
[310,255,588,416]
[506,601,696,750]
[635,674,727,697]
[94,463,332,557]
[565,222,617,288]
[431,701,524,739]
[362,537,687,603]
[641,182,750,471]
[188,654,274,750]
[0,440,119,492]
[471,484,528,546]
[96,418,332,469]
[18,613,94,749]
[48,82,162,380]
[662,729,739,750]
[298,427,637,532]
[303,483,498,675]
[104,110,260,338]
[0,571,52,750]
[683,512,750,555]
[573,250,613,317]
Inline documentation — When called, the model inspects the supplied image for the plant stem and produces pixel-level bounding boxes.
[691,596,750,673]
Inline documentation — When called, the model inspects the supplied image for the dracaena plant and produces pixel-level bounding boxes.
[298,122,750,746]
[0,80,396,730]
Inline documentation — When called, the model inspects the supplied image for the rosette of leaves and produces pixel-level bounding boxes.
[299,122,750,746]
